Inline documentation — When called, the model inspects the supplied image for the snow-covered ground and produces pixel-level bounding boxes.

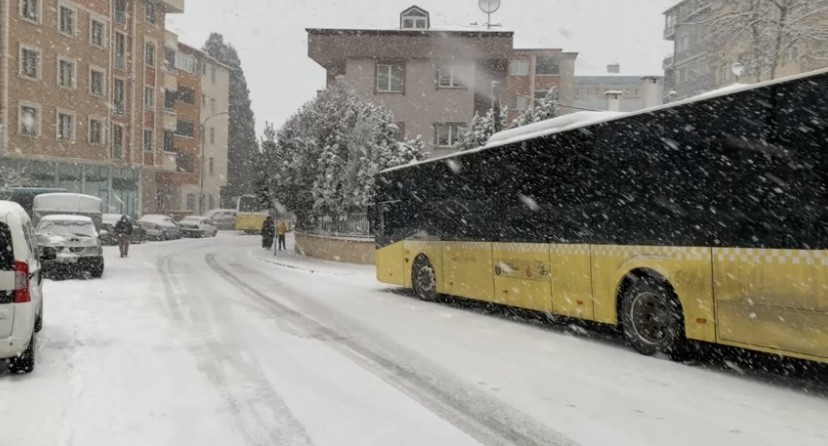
[1,232,827,446]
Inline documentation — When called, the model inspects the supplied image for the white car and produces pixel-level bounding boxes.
[0,201,45,374]
[178,216,219,238]
[36,215,105,278]
[204,209,236,230]
[138,215,182,241]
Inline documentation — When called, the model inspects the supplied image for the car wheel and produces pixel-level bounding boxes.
[34,307,43,333]
[620,275,685,357]
[412,256,438,302]
[9,333,35,374]
[90,258,105,278]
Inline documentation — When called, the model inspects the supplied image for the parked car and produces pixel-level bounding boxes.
[36,215,104,278]
[138,215,182,241]
[204,209,236,230]
[178,216,219,238]
[100,214,145,245]
[0,201,45,374]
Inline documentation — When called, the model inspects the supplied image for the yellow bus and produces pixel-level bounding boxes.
[372,69,828,364]
[234,194,268,234]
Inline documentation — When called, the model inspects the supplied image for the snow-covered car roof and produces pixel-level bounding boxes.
[139,214,173,222]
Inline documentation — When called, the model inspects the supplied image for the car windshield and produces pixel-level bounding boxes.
[4,1,828,445]
[37,219,95,237]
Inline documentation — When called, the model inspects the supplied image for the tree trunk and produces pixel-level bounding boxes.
[770,4,789,80]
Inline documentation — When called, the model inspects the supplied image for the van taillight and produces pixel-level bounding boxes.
[13,261,30,303]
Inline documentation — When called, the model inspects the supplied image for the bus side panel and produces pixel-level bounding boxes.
[713,248,828,359]
[549,244,594,320]
[402,241,444,292]
[236,214,266,232]
[376,241,405,286]
[492,243,551,312]
[442,242,494,302]
[591,245,716,343]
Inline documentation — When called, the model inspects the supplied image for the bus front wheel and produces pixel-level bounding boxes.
[412,256,438,302]
[620,275,685,358]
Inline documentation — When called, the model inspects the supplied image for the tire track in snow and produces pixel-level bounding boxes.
[157,250,315,446]
[206,250,580,446]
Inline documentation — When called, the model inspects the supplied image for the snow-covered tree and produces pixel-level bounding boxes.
[0,166,30,188]
[259,83,422,226]
[457,107,508,151]
[700,0,828,81]
[511,88,560,128]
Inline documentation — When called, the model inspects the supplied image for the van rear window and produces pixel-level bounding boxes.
[0,222,12,271]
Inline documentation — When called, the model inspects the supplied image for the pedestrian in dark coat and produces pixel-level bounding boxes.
[114,215,133,258]
[261,217,275,249]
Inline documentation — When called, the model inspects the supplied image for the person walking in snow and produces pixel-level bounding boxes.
[114,215,133,258]
[261,216,275,249]
[276,221,287,251]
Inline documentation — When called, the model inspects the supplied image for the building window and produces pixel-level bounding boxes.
[209,127,215,145]
[175,52,198,74]
[144,87,155,109]
[535,56,560,76]
[57,112,75,141]
[164,47,176,71]
[211,67,216,83]
[19,104,40,137]
[145,1,156,24]
[437,64,463,88]
[163,130,174,151]
[513,95,529,111]
[89,118,104,145]
[177,87,195,104]
[112,124,124,159]
[143,129,154,151]
[786,45,799,62]
[435,123,463,147]
[58,58,76,88]
[164,90,176,110]
[401,9,428,30]
[90,19,106,47]
[59,5,75,36]
[209,157,215,174]
[376,63,405,93]
[90,68,105,96]
[145,42,156,67]
[20,0,41,22]
[20,46,40,79]
[176,120,194,137]
[114,0,127,24]
[114,32,126,69]
[210,98,216,113]
[113,78,125,114]
[186,194,196,211]
[510,60,529,76]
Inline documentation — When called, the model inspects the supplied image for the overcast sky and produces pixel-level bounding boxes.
[167,0,677,136]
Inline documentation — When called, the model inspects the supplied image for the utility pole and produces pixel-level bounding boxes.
[199,110,229,214]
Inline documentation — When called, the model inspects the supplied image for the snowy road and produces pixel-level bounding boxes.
[1,233,827,446]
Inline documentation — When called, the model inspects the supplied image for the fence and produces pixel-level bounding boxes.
[301,213,371,238]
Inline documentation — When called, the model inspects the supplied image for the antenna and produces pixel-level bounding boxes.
[478,0,501,30]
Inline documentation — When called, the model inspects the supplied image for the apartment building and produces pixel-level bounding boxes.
[574,64,663,112]
[307,6,577,157]
[663,0,828,101]
[506,49,577,123]
[0,0,185,217]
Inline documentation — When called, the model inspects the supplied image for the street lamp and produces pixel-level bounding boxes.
[199,110,229,214]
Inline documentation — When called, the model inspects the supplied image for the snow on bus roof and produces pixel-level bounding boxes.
[382,67,828,174]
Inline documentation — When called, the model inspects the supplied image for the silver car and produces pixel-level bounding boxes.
[138,215,183,241]
[36,215,104,278]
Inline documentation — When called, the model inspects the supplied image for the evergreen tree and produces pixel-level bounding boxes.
[259,83,422,227]
[457,107,508,151]
[203,33,258,203]
[512,88,560,128]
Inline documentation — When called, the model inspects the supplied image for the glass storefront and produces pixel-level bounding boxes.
[0,158,141,218]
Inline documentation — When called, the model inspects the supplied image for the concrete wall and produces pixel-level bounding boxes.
[294,231,376,265]
[200,58,229,210]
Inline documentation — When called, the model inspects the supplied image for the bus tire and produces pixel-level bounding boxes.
[412,256,438,302]
[620,274,685,358]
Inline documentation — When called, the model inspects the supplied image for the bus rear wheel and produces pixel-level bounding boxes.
[620,275,685,358]
[412,256,438,302]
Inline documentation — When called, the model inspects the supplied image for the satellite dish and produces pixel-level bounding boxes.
[479,0,501,14]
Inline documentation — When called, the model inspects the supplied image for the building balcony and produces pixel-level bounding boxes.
[161,151,178,171]
[664,25,675,40]
[162,0,185,14]
[663,55,674,70]
[163,109,177,131]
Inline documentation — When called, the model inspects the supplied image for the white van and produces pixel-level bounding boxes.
[0,201,45,374]
[32,193,103,232]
